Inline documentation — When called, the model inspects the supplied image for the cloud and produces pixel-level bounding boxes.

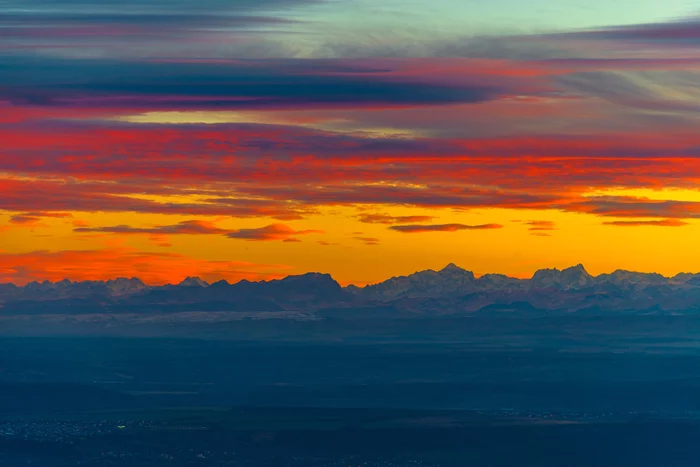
[565,196,700,219]
[318,240,339,246]
[74,220,228,235]
[356,213,436,224]
[4,123,700,223]
[226,223,323,241]
[6,121,700,190]
[603,219,689,227]
[525,220,556,232]
[0,177,309,219]
[353,236,380,245]
[147,234,173,247]
[0,247,291,285]
[2,52,700,225]
[76,220,327,243]
[0,57,506,111]
[390,223,503,233]
[0,0,319,56]
[9,211,72,225]
[550,17,700,46]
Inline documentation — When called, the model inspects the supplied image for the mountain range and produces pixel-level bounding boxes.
[3,264,700,316]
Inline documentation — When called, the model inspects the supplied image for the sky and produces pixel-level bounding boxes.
[2,0,700,285]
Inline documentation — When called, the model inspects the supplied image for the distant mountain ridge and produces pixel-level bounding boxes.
[2,264,700,316]
[349,263,700,300]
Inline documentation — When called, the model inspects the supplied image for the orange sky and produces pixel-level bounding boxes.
[2,198,700,286]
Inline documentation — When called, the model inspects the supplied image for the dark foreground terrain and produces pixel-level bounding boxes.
[3,407,700,466]
[3,317,700,465]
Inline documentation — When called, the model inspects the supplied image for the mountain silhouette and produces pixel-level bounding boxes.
[2,264,700,316]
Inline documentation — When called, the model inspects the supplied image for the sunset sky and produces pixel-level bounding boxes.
[2,0,700,285]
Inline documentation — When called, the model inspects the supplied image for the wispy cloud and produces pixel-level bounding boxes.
[357,213,436,224]
[549,16,700,47]
[353,236,380,245]
[390,223,503,233]
[0,57,506,110]
[75,220,228,235]
[226,223,323,241]
[603,219,689,227]
[565,196,700,219]
[0,0,320,56]
[9,211,72,225]
[525,220,556,233]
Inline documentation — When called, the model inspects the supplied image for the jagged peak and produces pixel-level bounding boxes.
[439,263,476,281]
[561,264,593,278]
[564,263,588,273]
[440,263,463,272]
[531,267,560,279]
[533,264,589,277]
[179,276,209,287]
[674,272,700,282]
[529,264,594,289]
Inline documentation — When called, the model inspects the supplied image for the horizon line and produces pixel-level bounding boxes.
[2,263,700,288]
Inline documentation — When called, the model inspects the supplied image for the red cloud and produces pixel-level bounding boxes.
[3,120,700,224]
[390,223,503,233]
